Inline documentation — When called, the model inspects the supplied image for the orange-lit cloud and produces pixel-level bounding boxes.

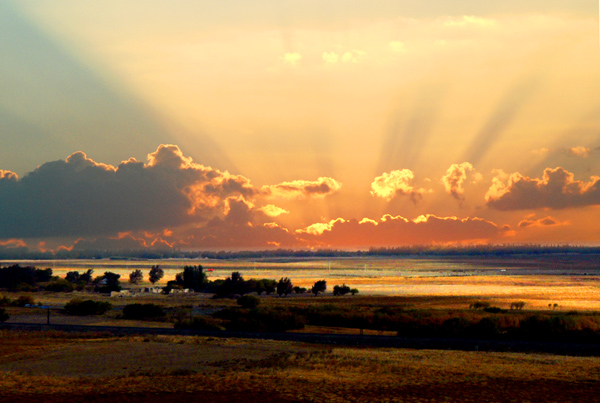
[262,177,342,200]
[371,169,429,202]
[486,167,600,210]
[440,162,480,201]
[566,146,591,158]
[258,204,290,217]
[0,170,18,181]
[297,214,502,247]
[518,216,565,228]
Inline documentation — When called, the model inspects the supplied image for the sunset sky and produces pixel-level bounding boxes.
[1,1,600,251]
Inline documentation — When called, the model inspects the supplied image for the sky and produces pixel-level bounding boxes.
[1,0,600,251]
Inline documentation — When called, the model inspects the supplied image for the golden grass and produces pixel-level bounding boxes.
[1,332,599,402]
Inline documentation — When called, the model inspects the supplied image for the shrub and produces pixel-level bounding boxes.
[483,307,504,313]
[45,279,75,292]
[333,284,351,296]
[237,295,260,309]
[470,301,490,310]
[122,303,166,320]
[11,295,35,307]
[292,286,307,294]
[64,299,112,316]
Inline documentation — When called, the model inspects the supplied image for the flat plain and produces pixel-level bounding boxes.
[1,255,600,402]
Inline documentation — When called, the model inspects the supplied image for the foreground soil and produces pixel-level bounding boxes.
[0,331,599,402]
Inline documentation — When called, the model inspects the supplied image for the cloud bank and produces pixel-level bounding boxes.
[486,167,600,210]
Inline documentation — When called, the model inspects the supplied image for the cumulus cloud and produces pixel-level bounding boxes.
[371,169,429,202]
[440,162,478,201]
[566,146,591,158]
[0,144,258,239]
[486,167,600,210]
[297,214,502,247]
[322,50,366,64]
[262,177,342,200]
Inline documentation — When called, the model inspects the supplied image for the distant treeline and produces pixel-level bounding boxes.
[2,244,600,260]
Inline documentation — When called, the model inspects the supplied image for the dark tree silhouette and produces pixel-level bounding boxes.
[277,277,293,297]
[311,280,327,296]
[148,265,164,285]
[129,269,143,284]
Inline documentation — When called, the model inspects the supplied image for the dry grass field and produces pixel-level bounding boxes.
[2,256,600,401]
[0,331,598,402]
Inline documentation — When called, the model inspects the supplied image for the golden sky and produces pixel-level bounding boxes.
[1,1,599,251]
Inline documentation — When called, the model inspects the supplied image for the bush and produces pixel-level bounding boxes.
[333,284,351,296]
[237,295,260,309]
[483,307,504,314]
[44,279,75,292]
[122,303,166,320]
[64,299,112,315]
[11,295,35,307]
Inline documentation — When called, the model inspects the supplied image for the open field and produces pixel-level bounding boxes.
[3,255,600,311]
[2,256,600,401]
[0,331,599,402]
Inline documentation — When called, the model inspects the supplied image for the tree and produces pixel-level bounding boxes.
[129,269,144,284]
[311,280,327,296]
[276,277,293,297]
[182,265,206,291]
[350,288,359,296]
[333,284,350,296]
[80,269,94,284]
[148,265,164,285]
[96,272,121,293]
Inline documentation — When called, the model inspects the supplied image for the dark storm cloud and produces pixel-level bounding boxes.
[0,145,256,239]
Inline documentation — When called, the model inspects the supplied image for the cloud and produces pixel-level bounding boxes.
[444,16,497,28]
[440,162,478,201]
[283,52,302,65]
[262,177,342,200]
[518,216,563,228]
[0,170,18,180]
[322,50,366,64]
[486,167,600,210]
[258,204,290,217]
[371,169,429,202]
[566,146,591,158]
[0,144,258,239]
[297,214,503,247]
